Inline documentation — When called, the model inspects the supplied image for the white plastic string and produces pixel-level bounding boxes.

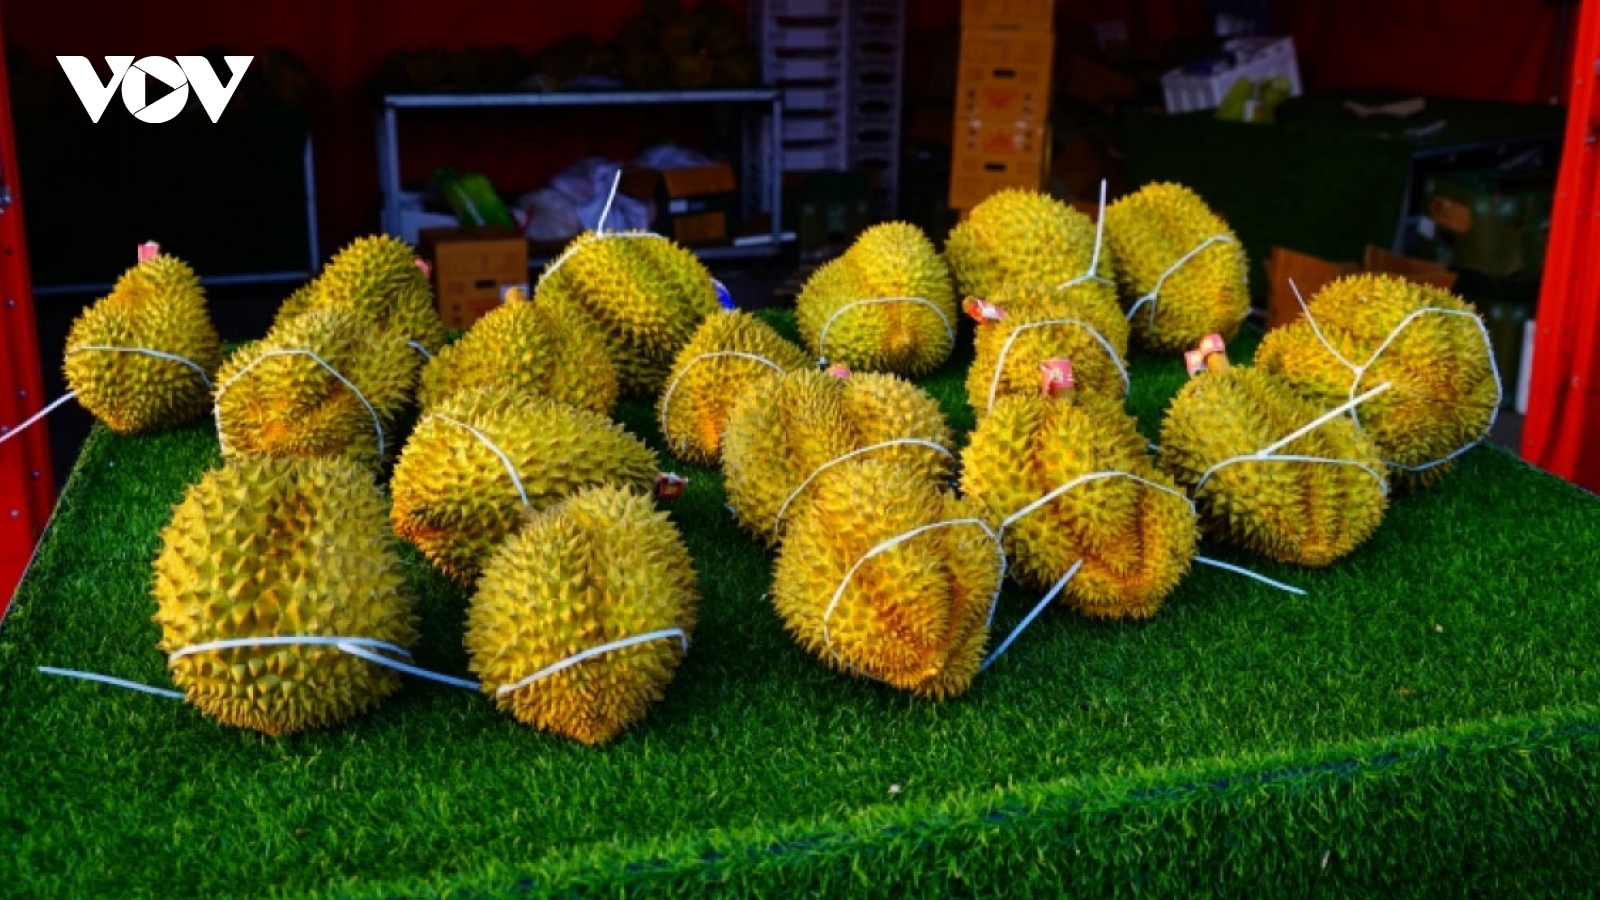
[1286,287,1503,473]
[212,348,385,458]
[407,340,434,360]
[495,628,688,696]
[998,470,1195,543]
[980,559,1082,672]
[36,666,186,700]
[772,439,956,535]
[596,168,624,236]
[337,642,481,691]
[821,518,1008,656]
[814,297,956,366]
[658,351,786,450]
[0,392,76,448]
[985,318,1130,411]
[1190,382,1395,496]
[1125,234,1237,325]
[65,345,215,389]
[1058,179,1113,290]
[425,413,529,508]
[1193,556,1306,595]
[533,230,665,293]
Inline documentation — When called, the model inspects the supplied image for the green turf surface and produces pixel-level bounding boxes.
[3,315,1599,897]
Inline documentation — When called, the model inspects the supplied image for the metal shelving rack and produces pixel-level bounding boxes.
[376,88,787,263]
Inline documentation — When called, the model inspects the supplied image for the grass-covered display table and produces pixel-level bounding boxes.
[3,319,1598,897]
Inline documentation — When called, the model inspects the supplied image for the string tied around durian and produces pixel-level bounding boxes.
[495,628,689,697]
[980,560,1083,672]
[771,438,957,536]
[38,634,482,698]
[1058,178,1114,290]
[996,468,1307,596]
[406,340,434,360]
[820,517,1008,664]
[985,318,1130,411]
[426,413,530,508]
[1125,233,1237,326]
[533,170,666,294]
[658,351,787,452]
[814,296,956,368]
[0,345,216,449]
[1287,279,1503,474]
[213,348,386,459]
[1191,380,1396,498]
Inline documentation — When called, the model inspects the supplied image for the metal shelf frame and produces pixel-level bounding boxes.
[376,88,786,259]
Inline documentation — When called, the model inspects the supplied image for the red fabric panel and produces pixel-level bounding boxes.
[1521,0,1600,492]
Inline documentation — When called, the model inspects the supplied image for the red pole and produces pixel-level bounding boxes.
[0,8,54,615]
[1522,0,1600,491]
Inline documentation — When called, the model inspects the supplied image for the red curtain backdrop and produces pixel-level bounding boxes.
[2,0,1566,252]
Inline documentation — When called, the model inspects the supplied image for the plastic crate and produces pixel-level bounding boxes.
[961,0,1055,31]
[767,54,845,82]
[756,0,845,17]
[786,114,846,143]
[1161,36,1301,113]
[783,84,848,112]
[766,22,846,52]
[784,143,849,171]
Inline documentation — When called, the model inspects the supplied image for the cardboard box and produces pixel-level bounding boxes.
[419,226,529,330]
[950,24,1054,210]
[962,0,1055,31]
[1264,245,1457,330]
[620,162,738,247]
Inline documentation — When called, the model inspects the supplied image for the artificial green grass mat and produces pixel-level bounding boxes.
[3,314,1599,897]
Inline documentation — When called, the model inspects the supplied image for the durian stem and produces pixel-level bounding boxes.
[0,392,75,448]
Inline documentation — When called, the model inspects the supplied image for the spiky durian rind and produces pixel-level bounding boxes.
[657,311,813,465]
[961,392,1197,619]
[390,386,659,584]
[773,459,997,697]
[466,485,698,745]
[795,222,957,376]
[64,253,223,434]
[152,456,418,737]
[964,280,1131,415]
[276,234,448,353]
[943,189,1112,299]
[1159,366,1388,567]
[1255,273,1497,491]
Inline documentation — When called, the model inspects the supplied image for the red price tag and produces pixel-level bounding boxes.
[963,296,1006,323]
[655,472,688,501]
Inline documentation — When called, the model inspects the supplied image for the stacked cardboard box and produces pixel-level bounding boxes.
[949,0,1055,210]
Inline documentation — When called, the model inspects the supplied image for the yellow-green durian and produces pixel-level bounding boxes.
[773,459,998,697]
[657,310,812,465]
[466,485,698,745]
[722,368,954,545]
[276,234,448,354]
[63,252,222,434]
[390,387,659,583]
[961,391,1197,619]
[215,307,417,468]
[152,456,418,737]
[943,189,1111,299]
[1255,273,1497,491]
[1159,365,1388,567]
[1105,182,1248,354]
[416,285,617,415]
[796,222,956,376]
[965,280,1130,415]
[535,230,721,396]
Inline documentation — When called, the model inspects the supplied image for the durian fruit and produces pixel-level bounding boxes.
[1254,273,1497,490]
[215,307,417,468]
[772,459,998,697]
[722,368,954,545]
[961,391,1197,619]
[657,310,813,465]
[63,251,223,434]
[944,189,1112,299]
[152,456,418,737]
[535,231,721,396]
[275,234,449,354]
[965,280,1131,415]
[416,285,617,415]
[466,485,698,745]
[390,386,659,583]
[1159,364,1388,567]
[795,222,956,376]
[1104,182,1249,354]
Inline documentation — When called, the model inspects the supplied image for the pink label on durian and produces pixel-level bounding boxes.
[1040,358,1074,397]
[137,242,160,262]
[825,365,852,380]
[963,296,1006,323]
[414,257,431,278]
[1198,333,1227,357]
[1184,349,1209,377]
